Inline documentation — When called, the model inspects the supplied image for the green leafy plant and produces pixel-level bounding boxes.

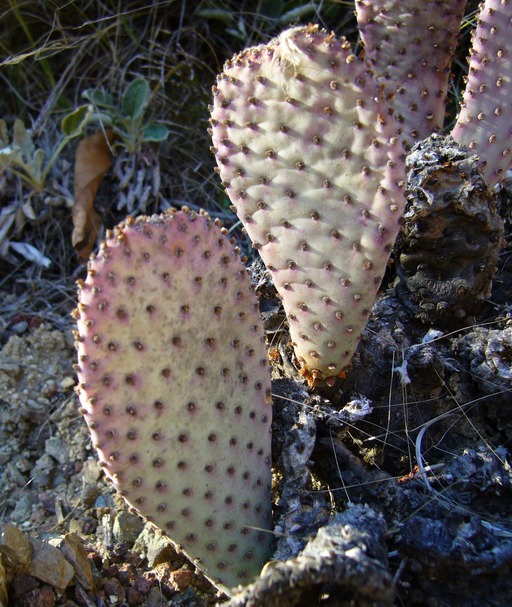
[82,78,169,154]
[0,104,92,193]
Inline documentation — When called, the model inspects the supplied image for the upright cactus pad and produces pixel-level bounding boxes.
[356,0,467,150]
[451,0,512,188]
[210,25,406,383]
[73,209,273,593]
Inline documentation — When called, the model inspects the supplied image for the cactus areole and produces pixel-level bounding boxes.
[73,209,273,594]
[210,24,407,383]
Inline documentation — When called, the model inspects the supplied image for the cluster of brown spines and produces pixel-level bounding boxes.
[73,208,273,591]
[356,0,467,150]
[451,0,512,188]
[209,25,406,384]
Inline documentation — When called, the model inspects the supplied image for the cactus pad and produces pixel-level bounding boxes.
[209,24,406,383]
[356,0,467,150]
[73,209,273,592]
[451,0,512,188]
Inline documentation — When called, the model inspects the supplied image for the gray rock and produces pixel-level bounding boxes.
[45,436,68,465]
[28,536,74,591]
[9,492,38,523]
[31,453,55,488]
[0,448,12,466]
[51,533,94,590]
[14,455,31,473]
[133,524,176,568]
[20,399,47,423]
[6,462,26,487]
[10,321,28,335]
[81,458,103,484]
[112,511,144,546]
[0,360,20,374]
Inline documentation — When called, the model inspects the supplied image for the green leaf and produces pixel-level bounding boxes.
[195,8,234,25]
[12,119,35,159]
[0,149,17,167]
[122,78,151,120]
[31,148,45,182]
[13,118,29,149]
[88,111,114,126]
[279,2,318,24]
[112,127,133,149]
[141,123,169,143]
[82,88,115,109]
[61,104,93,138]
[226,18,248,41]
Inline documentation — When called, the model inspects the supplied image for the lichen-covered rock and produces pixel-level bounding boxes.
[73,209,273,593]
[451,0,512,188]
[210,24,406,384]
[356,0,467,150]
[396,134,504,325]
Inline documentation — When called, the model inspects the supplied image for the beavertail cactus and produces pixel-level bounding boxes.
[209,24,406,383]
[356,0,467,150]
[73,209,273,593]
[451,0,512,188]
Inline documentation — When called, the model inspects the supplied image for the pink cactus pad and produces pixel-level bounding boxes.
[451,0,512,188]
[209,25,406,383]
[73,209,273,593]
[356,0,468,150]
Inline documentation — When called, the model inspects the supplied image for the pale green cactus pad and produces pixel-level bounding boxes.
[451,0,512,188]
[356,0,467,150]
[73,209,273,593]
[210,24,406,384]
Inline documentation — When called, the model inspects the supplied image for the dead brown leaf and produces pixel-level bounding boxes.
[72,129,114,261]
